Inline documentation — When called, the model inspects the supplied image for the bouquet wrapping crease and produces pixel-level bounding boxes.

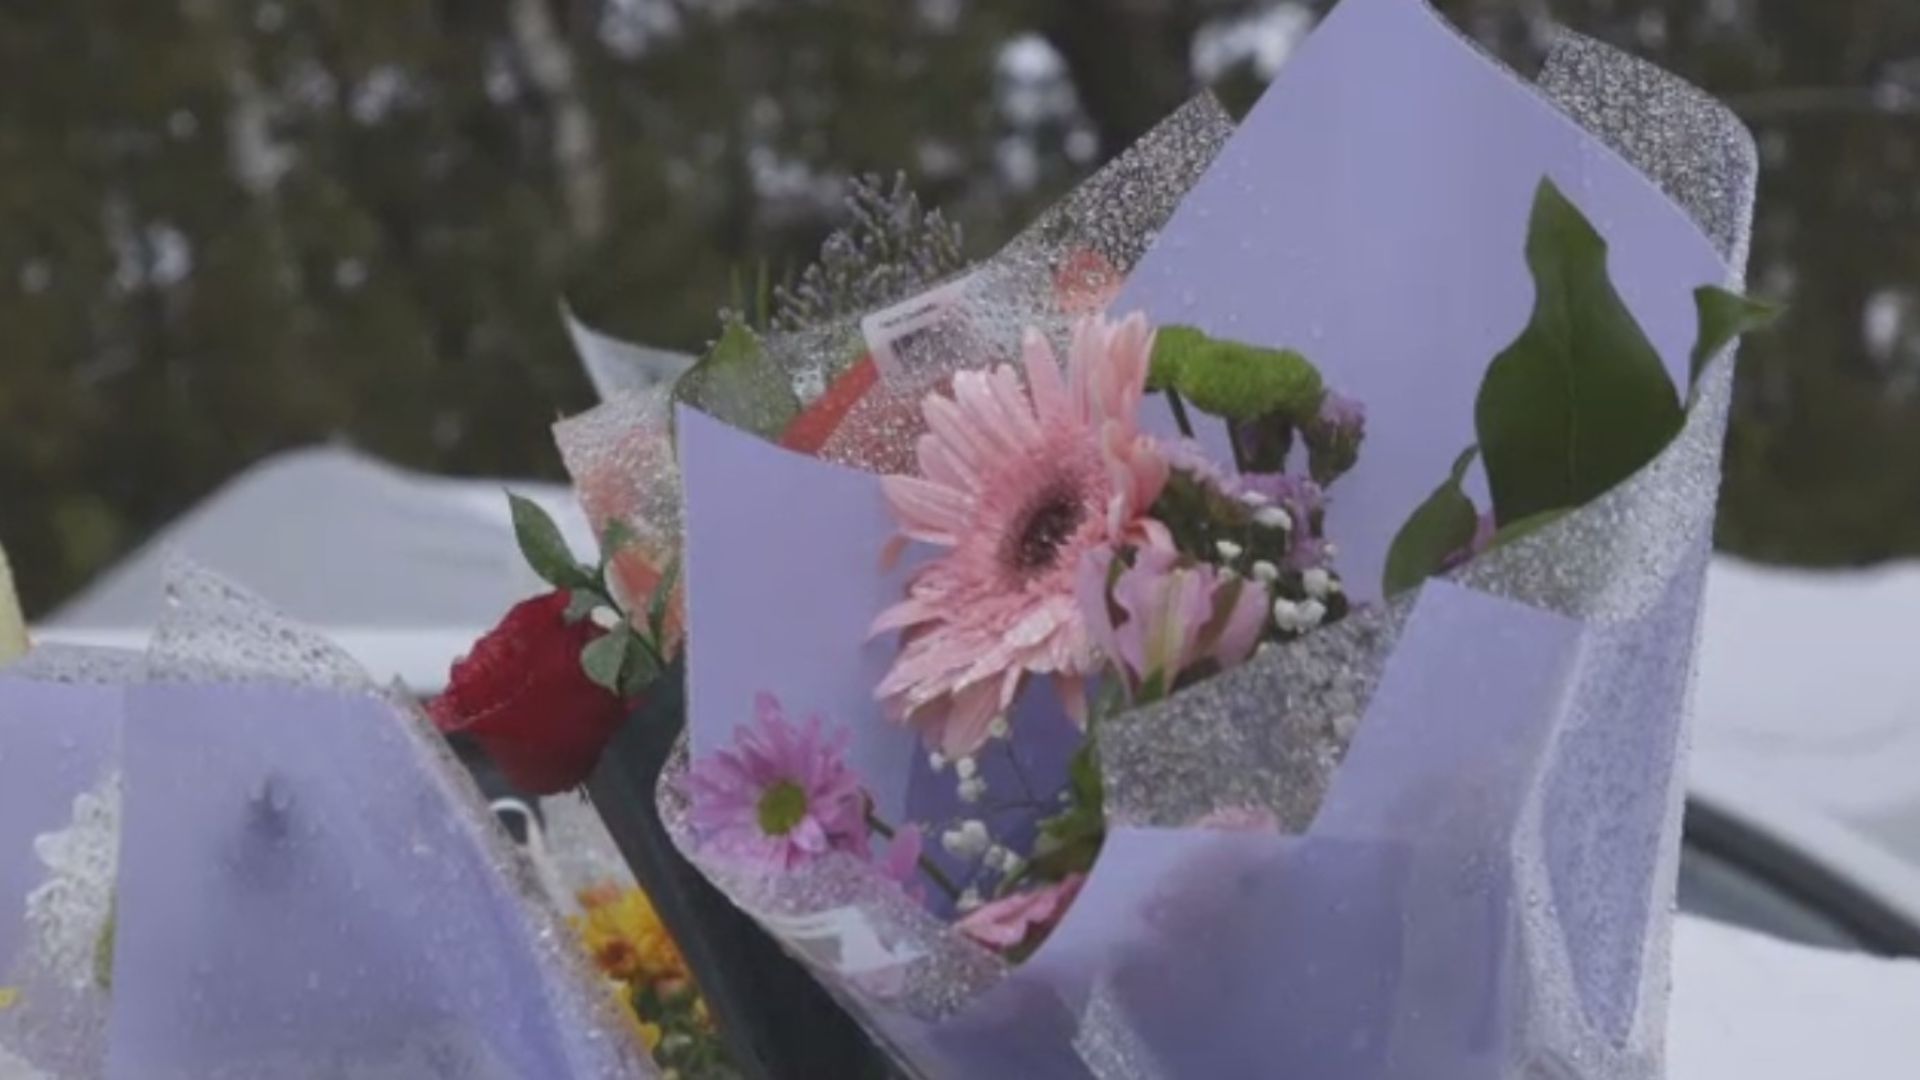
[655,1,1758,1077]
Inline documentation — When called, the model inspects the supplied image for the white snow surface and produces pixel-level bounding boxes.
[1671,914,1920,1077]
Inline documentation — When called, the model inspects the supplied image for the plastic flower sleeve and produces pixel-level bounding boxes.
[656,96,1231,476]
[555,386,687,644]
[563,304,696,403]
[587,666,898,1080]
[550,94,1236,572]
[99,565,655,1078]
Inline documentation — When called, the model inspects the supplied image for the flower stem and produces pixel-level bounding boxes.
[1166,389,1197,440]
[917,857,964,903]
[866,809,963,903]
[1003,740,1037,803]
[1227,423,1252,476]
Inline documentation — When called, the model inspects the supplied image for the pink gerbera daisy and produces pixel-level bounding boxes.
[871,313,1171,754]
[688,693,871,871]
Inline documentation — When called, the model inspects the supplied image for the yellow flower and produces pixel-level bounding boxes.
[0,987,19,1011]
[0,545,27,663]
[573,885,690,986]
[602,977,659,1050]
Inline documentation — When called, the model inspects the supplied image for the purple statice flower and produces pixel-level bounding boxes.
[1239,471,1331,570]
[1156,436,1239,495]
[1304,392,1367,485]
[689,693,871,871]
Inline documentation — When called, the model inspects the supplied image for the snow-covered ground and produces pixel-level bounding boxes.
[1694,558,1920,868]
[1672,914,1920,1076]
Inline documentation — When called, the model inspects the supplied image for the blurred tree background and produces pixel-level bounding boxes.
[3,0,1919,616]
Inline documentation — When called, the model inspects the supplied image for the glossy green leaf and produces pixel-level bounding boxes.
[1474,179,1684,525]
[510,492,594,590]
[1691,286,1782,387]
[1382,446,1480,597]
[1487,507,1572,553]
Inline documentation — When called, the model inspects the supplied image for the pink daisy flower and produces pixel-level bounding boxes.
[688,693,871,871]
[871,314,1172,754]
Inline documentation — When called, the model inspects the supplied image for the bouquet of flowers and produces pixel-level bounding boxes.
[440,0,1778,1076]
[654,1,1771,1076]
[436,66,1241,1080]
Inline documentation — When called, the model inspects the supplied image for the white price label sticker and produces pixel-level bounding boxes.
[860,274,982,386]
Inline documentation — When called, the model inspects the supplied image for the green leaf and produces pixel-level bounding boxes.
[580,629,631,695]
[1149,325,1210,393]
[1691,286,1781,386]
[1474,179,1685,525]
[672,314,800,439]
[1382,446,1481,597]
[1177,341,1325,424]
[1134,670,1168,704]
[510,493,594,590]
[618,633,663,698]
[1068,741,1104,816]
[1487,507,1572,553]
[562,589,601,625]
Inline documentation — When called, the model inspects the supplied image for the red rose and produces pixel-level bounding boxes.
[430,590,629,795]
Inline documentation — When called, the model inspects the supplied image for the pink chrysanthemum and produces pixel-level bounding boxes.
[872,314,1171,755]
[688,693,870,871]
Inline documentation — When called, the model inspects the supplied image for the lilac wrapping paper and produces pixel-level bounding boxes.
[2,573,656,1079]
[671,0,1756,1075]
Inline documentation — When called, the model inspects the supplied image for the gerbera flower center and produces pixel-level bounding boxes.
[1001,482,1087,576]
[756,779,809,836]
